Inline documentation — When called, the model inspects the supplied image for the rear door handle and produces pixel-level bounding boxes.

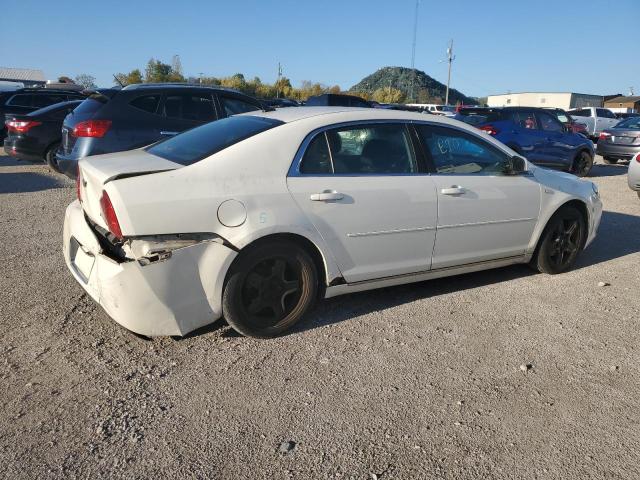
[310,190,344,201]
[160,131,179,136]
[440,185,465,196]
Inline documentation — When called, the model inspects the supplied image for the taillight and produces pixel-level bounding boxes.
[99,191,123,240]
[72,120,111,138]
[636,153,640,164]
[76,165,82,202]
[479,125,499,135]
[5,120,42,134]
[599,132,611,140]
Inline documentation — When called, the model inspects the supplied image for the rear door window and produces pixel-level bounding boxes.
[326,124,417,175]
[220,96,261,116]
[300,133,332,174]
[164,93,216,122]
[130,95,161,114]
[509,111,538,129]
[147,115,282,166]
[7,94,33,107]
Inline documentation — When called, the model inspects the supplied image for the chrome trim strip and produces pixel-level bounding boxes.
[346,226,435,237]
[438,217,536,229]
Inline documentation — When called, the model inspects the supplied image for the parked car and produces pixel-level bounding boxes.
[3,100,82,168]
[261,98,299,108]
[615,112,640,120]
[544,107,589,136]
[628,153,640,199]
[56,84,265,178]
[305,94,372,108]
[0,88,87,141]
[456,107,595,176]
[63,107,601,338]
[566,107,619,139]
[596,115,640,163]
[412,104,457,117]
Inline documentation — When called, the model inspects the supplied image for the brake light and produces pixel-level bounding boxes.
[479,125,499,135]
[72,120,111,138]
[636,153,640,163]
[76,165,82,202]
[5,120,42,133]
[99,191,123,240]
[599,132,611,140]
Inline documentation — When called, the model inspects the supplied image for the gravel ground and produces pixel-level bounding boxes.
[1,153,639,479]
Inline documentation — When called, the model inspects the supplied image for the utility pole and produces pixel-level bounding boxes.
[445,39,456,106]
[409,0,420,103]
[276,62,283,99]
[630,86,635,96]
[198,72,204,85]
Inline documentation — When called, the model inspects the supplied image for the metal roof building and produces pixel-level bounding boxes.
[487,92,603,110]
[0,67,46,86]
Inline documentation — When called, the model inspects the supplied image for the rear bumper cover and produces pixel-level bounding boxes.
[596,142,640,159]
[56,151,79,179]
[63,200,237,336]
[3,138,43,162]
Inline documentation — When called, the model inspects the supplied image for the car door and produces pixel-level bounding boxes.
[161,91,218,136]
[535,110,572,168]
[504,110,548,164]
[415,123,541,269]
[287,122,438,283]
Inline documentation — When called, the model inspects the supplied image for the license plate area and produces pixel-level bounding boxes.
[612,136,634,144]
[70,237,95,282]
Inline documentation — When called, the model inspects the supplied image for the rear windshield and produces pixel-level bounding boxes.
[615,117,640,129]
[147,115,283,166]
[30,99,82,116]
[568,109,589,117]
[72,90,116,115]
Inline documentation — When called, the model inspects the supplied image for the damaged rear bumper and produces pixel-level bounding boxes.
[63,200,237,336]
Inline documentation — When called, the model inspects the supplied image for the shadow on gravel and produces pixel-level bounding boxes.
[574,210,640,269]
[589,162,629,177]
[0,172,69,194]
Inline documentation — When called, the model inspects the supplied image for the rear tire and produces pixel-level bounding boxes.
[45,142,61,173]
[222,241,318,338]
[572,150,593,177]
[603,156,618,165]
[532,206,585,274]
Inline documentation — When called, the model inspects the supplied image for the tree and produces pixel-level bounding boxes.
[75,74,97,89]
[114,69,143,86]
[372,87,406,104]
[144,58,184,83]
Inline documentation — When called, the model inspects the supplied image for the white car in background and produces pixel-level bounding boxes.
[628,153,640,198]
[63,107,602,338]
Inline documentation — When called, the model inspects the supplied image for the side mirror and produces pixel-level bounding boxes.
[506,155,527,175]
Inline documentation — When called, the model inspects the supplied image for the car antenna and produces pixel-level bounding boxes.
[113,74,125,88]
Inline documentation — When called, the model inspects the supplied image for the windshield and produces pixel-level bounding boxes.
[147,115,283,165]
[615,116,640,129]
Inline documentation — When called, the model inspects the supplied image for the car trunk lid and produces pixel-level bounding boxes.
[78,149,183,230]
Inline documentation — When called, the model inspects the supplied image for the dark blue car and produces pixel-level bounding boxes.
[456,107,595,176]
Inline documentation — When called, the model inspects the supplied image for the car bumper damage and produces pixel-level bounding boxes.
[63,200,237,336]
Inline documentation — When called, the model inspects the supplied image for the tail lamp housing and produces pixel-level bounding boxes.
[72,120,112,138]
[99,190,123,240]
[479,125,499,136]
[6,120,42,134]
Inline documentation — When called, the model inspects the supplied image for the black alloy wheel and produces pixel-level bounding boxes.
[573,151,593,177]
[223,241,318,338]
[533,206,585,274]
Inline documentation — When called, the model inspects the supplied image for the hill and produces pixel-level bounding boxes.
[349,66,475,105]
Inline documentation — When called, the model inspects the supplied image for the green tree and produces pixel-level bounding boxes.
[114,69,143,86]
[74,74,97,89]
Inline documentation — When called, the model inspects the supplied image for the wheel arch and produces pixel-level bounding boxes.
[530,198,590,257]
[224,232,339,293]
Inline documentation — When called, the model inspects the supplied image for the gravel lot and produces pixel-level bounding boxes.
[1,153,639,479]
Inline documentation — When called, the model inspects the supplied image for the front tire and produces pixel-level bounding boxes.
[532,206,585,274]
[222,241,318,338]
[573,150,593,177]
[603,156,618,165]
[45,142,61,173]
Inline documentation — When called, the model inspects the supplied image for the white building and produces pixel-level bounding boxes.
[487,92,603,110]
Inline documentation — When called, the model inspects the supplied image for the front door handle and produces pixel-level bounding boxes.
[310,190,344,201]
[440,185,465,196]
[160,131,179,136]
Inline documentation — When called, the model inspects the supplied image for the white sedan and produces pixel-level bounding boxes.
[63,107,602,338]
[628,153,640,199]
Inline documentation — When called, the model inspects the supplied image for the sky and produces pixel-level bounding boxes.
[2,0,639,98]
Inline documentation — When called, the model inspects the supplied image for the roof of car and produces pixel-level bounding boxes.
[245,106,455,125]
[122,83,246,95]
